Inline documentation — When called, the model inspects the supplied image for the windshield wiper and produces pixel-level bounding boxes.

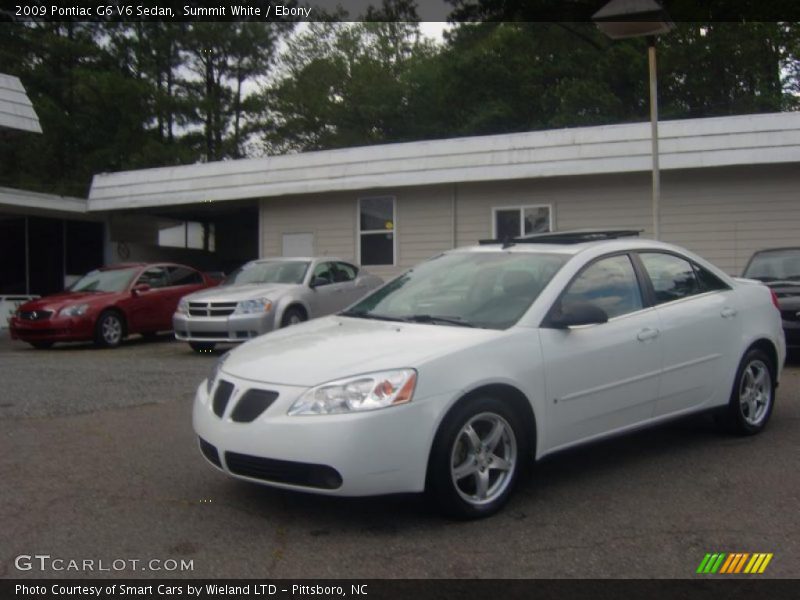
[338,310,406,322]
[400,314,476,328]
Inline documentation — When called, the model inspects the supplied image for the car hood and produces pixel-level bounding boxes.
[183,283,298,303]
[17,291,116,312]
[221,315,502,387]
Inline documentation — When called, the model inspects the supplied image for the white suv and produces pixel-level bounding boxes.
[193,231,785,518]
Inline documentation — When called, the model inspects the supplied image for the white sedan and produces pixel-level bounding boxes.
[193,231,785,518]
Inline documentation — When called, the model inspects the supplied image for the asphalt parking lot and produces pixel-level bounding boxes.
[1,330,798,579]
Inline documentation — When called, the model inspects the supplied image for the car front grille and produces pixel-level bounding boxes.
[18,310,53,321]
[212,380,234,418]
[198,437,222,468]
[189,331,230,339]
[231,389,279,423]
[189,302,237,317]
[225,452,343,490]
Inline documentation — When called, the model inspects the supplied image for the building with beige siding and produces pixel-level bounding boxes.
[87,111,800,280]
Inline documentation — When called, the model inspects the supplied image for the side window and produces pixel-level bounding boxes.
[639,253,701,304]
[693,263,730,292]
[136,267,169,289]
[312,262,334,286]
[168,266,202,286]
[333,262,357,282]
[560,255,643,319]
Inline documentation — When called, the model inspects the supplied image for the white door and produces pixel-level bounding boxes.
[539,254,662,451]
[637,252,742,416]
[282,233,314,257]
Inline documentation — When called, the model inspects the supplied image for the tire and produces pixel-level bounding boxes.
[189,342,216,353]
[280,306,307,328]
[29,341,54,349]
[94,310,125,348]
[426,396,528,519]
[717,349,775,435]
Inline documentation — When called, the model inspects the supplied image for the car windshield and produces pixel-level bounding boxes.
[744,249,800,283]
[343,251,567,330]
[221,261,310,286]
[69,268,139,293]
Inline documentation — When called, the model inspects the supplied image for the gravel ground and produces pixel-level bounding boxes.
[0,331,222,418]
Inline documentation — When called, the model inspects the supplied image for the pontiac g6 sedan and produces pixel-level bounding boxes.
[9,263,217,349]
[174,257,382,352]
[193,231,785,518]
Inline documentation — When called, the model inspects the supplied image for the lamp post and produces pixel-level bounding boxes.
[593,0,674,240]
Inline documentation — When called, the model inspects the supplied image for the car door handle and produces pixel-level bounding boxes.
[637,328,660,342]
[720,307,738,319]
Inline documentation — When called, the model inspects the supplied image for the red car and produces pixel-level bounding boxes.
[9,263,218,349]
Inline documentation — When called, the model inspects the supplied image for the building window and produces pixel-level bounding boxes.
[158,220,215,251]
[492,205,552,240]
[359,196,395,265]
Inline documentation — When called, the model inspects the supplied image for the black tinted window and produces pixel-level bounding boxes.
[137,267,169,289]
[693,264,729,292]
[332,262,357,282]
[561,255,643,319]
[640,253,700,304]
[168,266,202,286]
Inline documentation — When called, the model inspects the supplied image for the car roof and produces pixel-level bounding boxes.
[749,247,800,255]
[457,237,680,256]
[252,257,349,264]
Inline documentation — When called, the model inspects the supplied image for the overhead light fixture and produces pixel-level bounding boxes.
[592,0,675,40]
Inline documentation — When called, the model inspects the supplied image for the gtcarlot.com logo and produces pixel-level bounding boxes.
[696,552,773,575]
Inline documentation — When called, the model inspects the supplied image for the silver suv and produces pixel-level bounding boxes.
[174,257,382,352]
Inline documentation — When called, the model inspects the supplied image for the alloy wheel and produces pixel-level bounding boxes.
[450,412,517,507]
[739,359,772,427]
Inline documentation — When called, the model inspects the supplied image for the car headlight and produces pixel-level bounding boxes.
[234,298,272,315]
[288,369,417,416]
[206,352,230,394]
[176,298,189,315]
[60,303,89,317]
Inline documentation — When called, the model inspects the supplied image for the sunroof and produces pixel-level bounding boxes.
[479,230,642,247]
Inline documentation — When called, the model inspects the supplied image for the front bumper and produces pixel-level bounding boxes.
[8,315,94,342]
[174,311,275,344]
[192,371,446,496]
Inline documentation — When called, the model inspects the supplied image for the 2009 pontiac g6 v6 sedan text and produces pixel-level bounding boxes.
[193,231,785,518]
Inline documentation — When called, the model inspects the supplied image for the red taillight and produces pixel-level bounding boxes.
[770,289,780,310]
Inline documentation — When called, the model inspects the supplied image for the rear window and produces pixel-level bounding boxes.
[744,249,800,283]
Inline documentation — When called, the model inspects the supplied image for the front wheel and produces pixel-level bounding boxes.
[426,396,527,519]
[717,349,775,435]
[280,307,306,328]
[94,311,125,348]
[189,342,216,353]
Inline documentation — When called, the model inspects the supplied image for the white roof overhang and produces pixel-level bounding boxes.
[88,112,800,212]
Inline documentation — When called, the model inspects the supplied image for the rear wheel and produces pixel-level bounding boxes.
[94,311,125,348]
[426,396,527,519]
[189,342,216,353]
[717,349,775,435]
[29,341,54,349]
[280,307,306,327]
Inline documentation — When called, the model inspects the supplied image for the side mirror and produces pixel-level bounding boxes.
[132,283,151,296]
[549,301,608,329]
[310,277,328,288]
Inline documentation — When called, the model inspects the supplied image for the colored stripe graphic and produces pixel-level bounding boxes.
[696,554,712,574]
[719,554,735,574]
[758,554,773,573]
[699,552,773,575]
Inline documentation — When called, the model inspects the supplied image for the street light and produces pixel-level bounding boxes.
[593,0,675,240]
